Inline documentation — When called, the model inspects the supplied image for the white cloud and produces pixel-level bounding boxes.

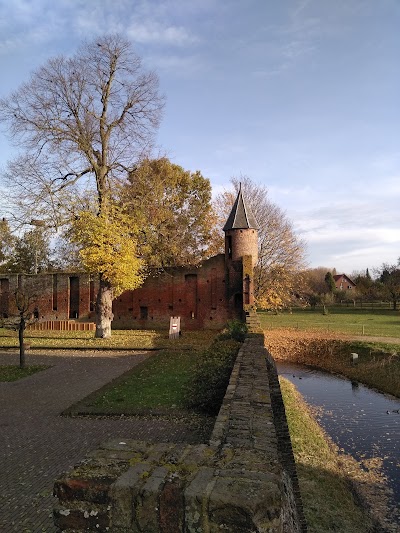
[266,177,400,272]
[145,52,203,74]
[127,21,198,46]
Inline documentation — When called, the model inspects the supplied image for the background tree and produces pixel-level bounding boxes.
[301,266,334,307]
[6,226,51,274]
[123,158,220,269]
[0,218,15,271]
[351,269,378,302]
[302,267,333,294]
[214,176,307,310]
[0,35,164,337]
[375,261,400,310]
[51,233,83,271]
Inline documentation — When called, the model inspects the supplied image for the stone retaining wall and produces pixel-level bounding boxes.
[53,333,306,532]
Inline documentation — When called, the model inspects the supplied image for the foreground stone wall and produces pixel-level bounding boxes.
[53,333,306,532]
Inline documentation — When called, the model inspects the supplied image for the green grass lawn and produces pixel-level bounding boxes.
[68,348,200,414]
[0,327,214,350]
[259,306,400,337]
[61,330,221,415]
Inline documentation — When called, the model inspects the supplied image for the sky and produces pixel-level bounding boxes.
[0,0,399,275]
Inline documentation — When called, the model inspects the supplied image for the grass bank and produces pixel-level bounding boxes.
[259,307,400,338]
[280,377,395,532]
[265,328,400,397]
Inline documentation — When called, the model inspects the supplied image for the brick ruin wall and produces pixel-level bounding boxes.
[113,255,235,330]
[53,333,306,532]
[0,272,94,322]
[0,254,245,331]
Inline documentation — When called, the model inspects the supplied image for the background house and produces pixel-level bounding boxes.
[333,274,356,292]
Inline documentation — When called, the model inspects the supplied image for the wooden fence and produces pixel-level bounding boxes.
[28,320,96,332]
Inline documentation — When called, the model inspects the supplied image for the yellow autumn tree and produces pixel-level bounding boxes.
[256,264,305,312]
[70,205,144,337]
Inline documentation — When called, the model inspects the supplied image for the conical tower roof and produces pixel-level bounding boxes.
[223,185,258,231]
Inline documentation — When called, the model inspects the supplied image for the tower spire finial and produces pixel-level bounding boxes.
[223,186,258,231]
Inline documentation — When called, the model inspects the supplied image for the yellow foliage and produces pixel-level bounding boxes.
[70,206,144,297]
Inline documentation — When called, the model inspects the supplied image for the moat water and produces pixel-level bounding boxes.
[276,361,400,525]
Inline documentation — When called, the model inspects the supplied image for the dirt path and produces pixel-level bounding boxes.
[345,334,400,345]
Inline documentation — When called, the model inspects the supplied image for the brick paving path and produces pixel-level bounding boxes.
[0,350,206,532]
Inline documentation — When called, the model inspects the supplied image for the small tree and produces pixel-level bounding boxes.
[320,292,335,315]
[14,289,37,369]
[324,271,336,293]
[69,203,144,338]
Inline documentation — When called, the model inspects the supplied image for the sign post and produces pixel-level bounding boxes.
[169,316,181,339]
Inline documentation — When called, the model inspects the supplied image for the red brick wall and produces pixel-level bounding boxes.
[1,249,250,331]
[0,273,94,322]
[113,254,235,330]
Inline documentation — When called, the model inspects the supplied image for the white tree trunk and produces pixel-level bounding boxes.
[95,276,114,338]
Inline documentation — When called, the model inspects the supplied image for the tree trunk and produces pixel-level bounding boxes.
[19,315,26,369]
[95,276,114,338]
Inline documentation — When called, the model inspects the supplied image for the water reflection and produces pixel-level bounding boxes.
[276,361,400,523]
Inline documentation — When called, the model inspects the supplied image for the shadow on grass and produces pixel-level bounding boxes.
[297,461,398,533]
[0,365,50,382]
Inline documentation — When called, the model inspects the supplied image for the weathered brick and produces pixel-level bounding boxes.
[110,463,149,529]
[159,480,184,532]
[54,476,115,504]
[53,504,110,531]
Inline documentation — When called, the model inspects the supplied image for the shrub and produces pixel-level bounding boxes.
[184,339,240,415]
[217,319,248,342]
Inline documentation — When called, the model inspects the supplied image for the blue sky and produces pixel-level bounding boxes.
[0,0,399,274]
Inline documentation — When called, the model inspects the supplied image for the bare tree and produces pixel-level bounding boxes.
[0,35,164,337]
[214,176,307,310]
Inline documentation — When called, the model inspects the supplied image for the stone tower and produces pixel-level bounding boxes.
[223,186,259,315]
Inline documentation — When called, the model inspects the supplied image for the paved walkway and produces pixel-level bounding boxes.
[0,350,206,532]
